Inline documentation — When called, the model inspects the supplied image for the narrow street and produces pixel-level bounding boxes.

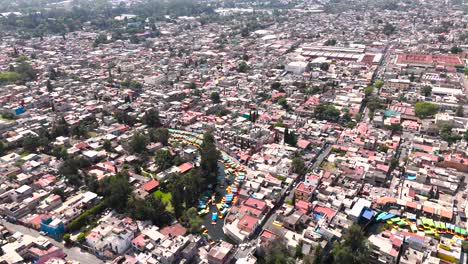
[253,143,333,239]
[1,220,104,264]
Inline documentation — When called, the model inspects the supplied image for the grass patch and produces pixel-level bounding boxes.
[0,116,14,122]
[322,162,337,172]
[153,190,173,212]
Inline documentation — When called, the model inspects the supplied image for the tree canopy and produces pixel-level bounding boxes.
[200,131,219,186]
[420,85,432,97]
[142,109,162,128]
[414,101,438,118]
[332,225,370,264]
[314,103,341,122]
[210,92,221,104]
[129,133,149,154]
[264,239,295,264]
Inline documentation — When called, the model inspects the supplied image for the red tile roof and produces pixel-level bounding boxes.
[178,162,193,173]
[423,205,434,214]
[160,223,187,237]
[142,179,159,192]
[439,209,453,220]
[296,182,315,194]
[244,197,267,211]
[296,139,311,149]
[238,214,258,232]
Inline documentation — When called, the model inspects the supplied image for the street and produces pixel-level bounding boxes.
[1,221,103,264]
[252,143,333,239]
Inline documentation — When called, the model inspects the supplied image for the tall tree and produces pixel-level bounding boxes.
[142,109,162,128]
[332,225,370,264]
[200,132,219,186]
[46,79,53,92]
[149,128,169,145]
[210,92,221,104]
[455,105,464,117]
[155,149,172,171]
[291,155,305,174]
[129,133,149,154]
[420,85,432,97]
[264,239,295,264]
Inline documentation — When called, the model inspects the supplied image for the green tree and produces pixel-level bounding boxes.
[439,124,462,144]
[385,124,402,134]
[129,133,149,154]
[63,233,71,244]
[374,80,384,89]
[314,104,341,122]
[383,23,396,36]
[320,63,330,71]
[22,135,41,152]
[142,109,162,128]
[332,225,370,264]
[200,132,219,186]
[264,239,294,264]
[51,145,68,160]
[188,81,196,89]
[15,61,37,81]
[171,184,184,218]
[455,105,464,117]
[115,111,137,126]
[420,85,432,97]
[364,86,374,97]
[0,141,5,156]
[52,187,65,200]
[103,140,113,152]
[210,92,221,104]
[121,79,143,90]
[274,120,285,127]
[291,155,305,174]
[102,173,132,212]
[462,241,468,253]
[450,46,463,54]
[313,245,322,264]
[149,128,170,145]
[181,207,203,233]
[46,79,53,92]
[155,149,172,171]
[414,101,438,118]
[0,71,21,84]
[50,117,70,138]
[324,39,337,46]
[271,82,281,90]
[277,97,289,110]
[238,61,249,73]
[59,157,92,186]
[71,124,87,138]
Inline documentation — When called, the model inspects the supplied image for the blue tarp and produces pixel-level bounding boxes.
[381,213,396,221]
[314,213,323,220]
[375,212,387,221]
[362,209,374,220]
[15,107,25,115]
[407,213,417,220]
[384,109,400,117]
[225,194,234,202]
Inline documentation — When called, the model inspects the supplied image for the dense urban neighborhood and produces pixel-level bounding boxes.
[0,0,467,263]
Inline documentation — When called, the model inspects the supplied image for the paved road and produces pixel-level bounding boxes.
[2,221,103,264]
